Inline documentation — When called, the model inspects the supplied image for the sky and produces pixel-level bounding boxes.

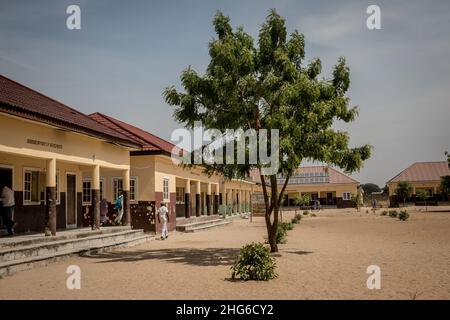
[1,0,449,186]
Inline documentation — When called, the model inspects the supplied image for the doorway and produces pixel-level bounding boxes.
[66,173,77,228]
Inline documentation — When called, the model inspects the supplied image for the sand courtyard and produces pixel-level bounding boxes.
[0,208,449,300]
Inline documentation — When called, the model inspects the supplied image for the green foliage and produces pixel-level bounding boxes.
[396,181,413,205]
[303,210,309,215]
[382,185,389,194]
[388,210,398,218]
[361,183,381,194]
[415,189,429,202]
[276,223,287,244]
[381,210,388,216]
[231,242,277,281]
[398,210,410,221]
[311,213,317,217]
[294,194,311,208]
[440,176,450,197]
[280,221,293,231]
[291,213,302,224]
[164,9,371,252]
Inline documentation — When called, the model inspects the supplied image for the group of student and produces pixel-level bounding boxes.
[0,186,170,239]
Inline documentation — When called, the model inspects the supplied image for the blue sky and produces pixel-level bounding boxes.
[1,0,450,185]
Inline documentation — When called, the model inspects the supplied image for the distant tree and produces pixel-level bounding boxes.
[440,151,450,201]
[396,181,413,207]
[440,176,450,199]
[361,183,381,195]
[446,151,450,168]
[415,189,429,212]
[294,194,311,210]
[381,185,389,194]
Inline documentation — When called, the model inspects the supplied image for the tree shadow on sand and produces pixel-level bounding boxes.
[80,247,240,267]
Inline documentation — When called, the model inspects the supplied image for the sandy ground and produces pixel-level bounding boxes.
[0,208,449,300]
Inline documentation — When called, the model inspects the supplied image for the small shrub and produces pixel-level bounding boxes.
[398,210,410,221]
[231,242,277,281]
[388,210,398,218]
[303,210,309,216]
[276,224,287,244]
[292,213,302,224]
[280,221,294,231]
[381,210,388,216]
[366,210,369,213]
[311,213,317,217]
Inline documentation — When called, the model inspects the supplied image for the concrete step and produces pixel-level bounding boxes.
[0,229,153,277]
[0,226,131,249]
[177,219,231,232]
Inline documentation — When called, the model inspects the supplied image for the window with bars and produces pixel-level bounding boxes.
[176,187,185,204]
[82,180,91,204]
[343,192,352,201]
[24,170,40,203]
[113,178,123,201]
[163,178,169,200]
[130,178,137,201]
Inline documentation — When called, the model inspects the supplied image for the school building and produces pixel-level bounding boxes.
[0,75,140,235]
[86,112,256,233]
[277,166,359,208]
[0,75,255,236]
[386,161,450,207]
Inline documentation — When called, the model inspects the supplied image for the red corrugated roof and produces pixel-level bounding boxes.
[387,161,450,183]
[89,112,182,154]
[0,75,139,148]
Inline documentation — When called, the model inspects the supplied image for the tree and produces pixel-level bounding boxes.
[440,176,450,199]
[381,185,389,194]
[415,189,429,212]
[361,183,381,194]
[396,181,412,207]
[293,194,311,210]
[164,10,371,252]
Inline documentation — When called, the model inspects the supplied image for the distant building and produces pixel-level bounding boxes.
[276,166,359,208]
[386,161,450,207]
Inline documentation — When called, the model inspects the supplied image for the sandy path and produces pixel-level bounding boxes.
[0,209,449,300]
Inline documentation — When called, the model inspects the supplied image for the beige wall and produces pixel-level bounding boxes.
[0,113,130,169]
[387,181,441,196]
[283,183,358,200]
[0,153,83,193]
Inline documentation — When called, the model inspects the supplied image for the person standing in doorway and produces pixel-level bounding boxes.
[1,185,16,236]
[114,191,124,225]
[157,202,169,240]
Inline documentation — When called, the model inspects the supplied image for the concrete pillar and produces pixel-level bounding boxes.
[195,180,201,217]
[206,183,212,216]
[123,168,131,226]
[92,165,100,230]
[45,158,57,236]
[185,179,191,218]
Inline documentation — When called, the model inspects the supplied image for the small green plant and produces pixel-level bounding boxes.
[291,213,302,224]
[381,210,388,216]
[303,210,309,216]
[276,224,287,244]
[231,242,277,281]
[398,210,410,221]
[280,221,294,231]
[389,210,398,218]
[311,213,317,217]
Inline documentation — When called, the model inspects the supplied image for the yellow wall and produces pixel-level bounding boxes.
[0,113,130,169]
[387,181,441,196]
[0,153,83,196]
[284,183,358,200]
